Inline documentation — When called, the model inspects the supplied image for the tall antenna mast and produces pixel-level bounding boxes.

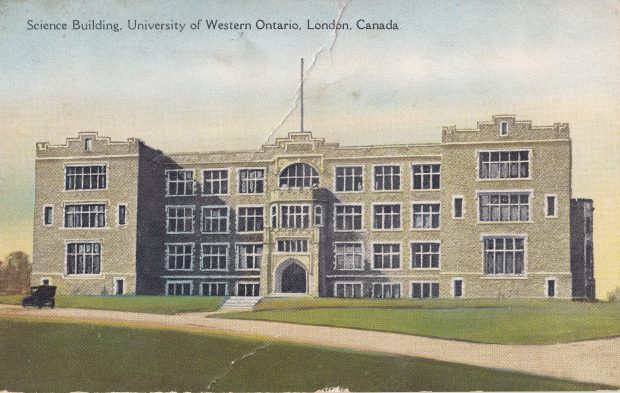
[300,57,304,133]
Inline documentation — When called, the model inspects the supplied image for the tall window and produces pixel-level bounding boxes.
[43,206,53,226]
[372,283,401,299]
[166,206,194,234]
[545,194,557,218]
[66,242,101,275]
[237,207,264,232]
[64,204,106,228]
[412,164,440,190]
[334,282,362,298]
[166,170,194,196]
[334,243,363,270]
[165,243,193,270]
[280,204,310,229]
[411,242,440,269]
[279,163,319,188]
[373,165,401,191]
[335,166,363,192]
[203,170,228,195]
[334,205,363,231]
[412,203,440,229]
[478,150,530,179]
[373,204,401,230]
[452,197,464,219]
[483,236,525,276]
[201,206,229,233]
[117,204,127,225]
[238,169,265,194]
[314,205,323,227]
[201,244,228,270]
[411,282,439,299]
[372,243,401,269]
[237,244,262,270]
[478,192,530,222]
[65,165,107,190]
[276,239,308,253]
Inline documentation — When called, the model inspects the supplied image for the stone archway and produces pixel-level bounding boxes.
[275,259,307,294]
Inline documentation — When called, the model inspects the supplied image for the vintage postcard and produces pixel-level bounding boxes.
[0,0,618,392]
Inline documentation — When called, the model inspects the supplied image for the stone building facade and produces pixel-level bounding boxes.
[31,115,595,299]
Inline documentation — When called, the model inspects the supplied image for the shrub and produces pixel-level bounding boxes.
[607,287,620,302]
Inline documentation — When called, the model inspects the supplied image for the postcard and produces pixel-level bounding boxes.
[0,1,618,392]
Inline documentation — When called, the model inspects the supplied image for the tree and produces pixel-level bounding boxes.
[1,252,31,294]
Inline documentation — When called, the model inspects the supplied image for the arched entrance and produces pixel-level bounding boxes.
[275,259,307,294]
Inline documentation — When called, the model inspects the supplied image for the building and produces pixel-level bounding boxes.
[32,115,595,299]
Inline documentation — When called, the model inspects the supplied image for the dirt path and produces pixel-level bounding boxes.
[1,304,618,387]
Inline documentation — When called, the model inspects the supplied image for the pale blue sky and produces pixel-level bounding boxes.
[0,0,618,294]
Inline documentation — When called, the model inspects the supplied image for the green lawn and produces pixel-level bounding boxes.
[0,316,611,392]
[0,295,223,314]
[217,298,620,344]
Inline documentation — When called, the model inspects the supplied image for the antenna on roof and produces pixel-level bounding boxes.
[300,57,304,133]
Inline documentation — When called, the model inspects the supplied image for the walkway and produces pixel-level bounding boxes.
[1,304,617,387]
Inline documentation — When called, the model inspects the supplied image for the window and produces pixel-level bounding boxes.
[372,243,401,269]
[114,278,124,295]
[279,163,319,188]
[237,282,260,296]
[117,204,127,225]
[237,244,262,270]
[478,150,530,179]
[66,242,101,275]
[500,121,508,136]
[335,166,363,192]
[201,206,229,233]
[335,282,362,298]
[201,244,228,270]
[237,207,264,232]
[314,205,323,227]
[412,164,440,190]
[546,278,556,298]
[64,204,106,228]
[373,204,401,230]
[166,170,195,196]
[334,204,363,231]
[483,236,526,276]
[478,192,530,222]
[545,194,557,218]
[373,165,401,191]
[276,239,308,253]
[203,169,228,195]
[201,282,227,296]
[452,197,463,219]
[280,204,310,229]
[412,282,439,299]
[412,203,440,229]
[334,243,363,270]
[43,206,53,226]
[65,165,107,190]
[372,283,401,299]
[453,279,463,298]
[411,242,440,269]
[167,281,192,295]
[238,169,265,194]
[84,138,93,151]
[165,243,194,271]
[270,205,277,228]
[166,206,194,233]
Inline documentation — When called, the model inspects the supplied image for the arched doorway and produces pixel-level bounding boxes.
[275,259,307,294]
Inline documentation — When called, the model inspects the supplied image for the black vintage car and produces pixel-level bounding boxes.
[21,285,56,309]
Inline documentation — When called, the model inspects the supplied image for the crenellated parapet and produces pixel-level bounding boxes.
[36,132,141,159]
[442,115,570,144]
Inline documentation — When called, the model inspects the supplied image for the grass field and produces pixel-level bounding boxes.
[217,298,620,344]
[0,316,610,392]
[0,295,223,314]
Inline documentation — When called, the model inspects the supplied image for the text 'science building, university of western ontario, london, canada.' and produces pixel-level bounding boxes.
[31,115,595,300]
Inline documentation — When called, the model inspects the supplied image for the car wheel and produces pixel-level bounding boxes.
[36,302,43,309]
[50,300,55,309]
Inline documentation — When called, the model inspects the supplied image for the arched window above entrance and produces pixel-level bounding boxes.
[279,163,319,188]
